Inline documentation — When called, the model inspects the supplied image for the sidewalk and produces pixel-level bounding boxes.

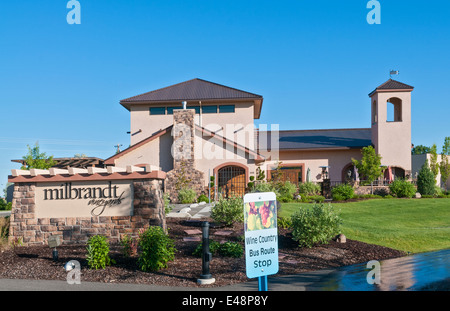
[0,269,333,291]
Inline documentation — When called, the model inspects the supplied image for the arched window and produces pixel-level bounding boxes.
[372,100,377,124]
[387,97,402,122]
[216,164,247,198]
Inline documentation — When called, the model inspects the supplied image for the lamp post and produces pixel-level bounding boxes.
[197,221,215,285]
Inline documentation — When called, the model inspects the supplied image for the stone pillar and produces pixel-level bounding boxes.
[165,109,205,203]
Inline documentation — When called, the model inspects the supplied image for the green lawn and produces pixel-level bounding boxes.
[279,198,450,254]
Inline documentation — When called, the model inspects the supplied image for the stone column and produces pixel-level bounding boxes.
[165,109,205,203]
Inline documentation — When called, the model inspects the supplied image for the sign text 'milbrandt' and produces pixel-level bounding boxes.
[44,182,120,201]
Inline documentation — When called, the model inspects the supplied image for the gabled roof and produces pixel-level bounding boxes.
[259,128,372,151]
[369,79,414,96]
[104,123,265,166]
[104,126,173,165]
[120,78,264,119]
[121,78,262,104]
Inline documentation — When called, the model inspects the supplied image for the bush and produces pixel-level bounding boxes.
[1,217,10,248]
[277,216,292,229]
[193,240,243,258]
[298,182,321,196]
[138,226,176,272]
[0,199,12,211]
[86,235,114,269]
[211,196,244,226]
[417,162,436,196]
[291,203,342,248]
[309,195,325,203]
[251,182,279,196]
[331,184,354,201]
[163,192,174,214]
[178,187,197,204]
[197,194,209,203]
[389,179,416,198]
[120,234,138,258]
[276,181,298,202]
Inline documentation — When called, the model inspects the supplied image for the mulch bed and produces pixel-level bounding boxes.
[0,218,406,288]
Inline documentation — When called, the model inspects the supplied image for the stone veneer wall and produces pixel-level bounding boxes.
[165,109,205,203]
[9,179,166,246]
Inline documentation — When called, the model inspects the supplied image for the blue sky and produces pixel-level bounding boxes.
[1,0,450,189]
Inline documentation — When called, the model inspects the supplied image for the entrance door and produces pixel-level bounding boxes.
[217,166,246,198]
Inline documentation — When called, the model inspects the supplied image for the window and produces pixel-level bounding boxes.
[386,97,402,122]
[202,105,217,114]
[188,106,200,114]
[219,105,235,113]
[149,107,165,115]
[166,107,183,115]
[269,165,303,186]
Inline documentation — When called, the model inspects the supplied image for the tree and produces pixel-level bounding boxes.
[439,137,450,190]
[411,144,431,155]
[352,146,383,193]
[21,142,57,170]
[442,137,450,155]
[429,144,439,181]
[440,154,450,191]
[417,160,436,195]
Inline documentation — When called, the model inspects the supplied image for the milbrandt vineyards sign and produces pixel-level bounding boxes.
[35,180,134,218]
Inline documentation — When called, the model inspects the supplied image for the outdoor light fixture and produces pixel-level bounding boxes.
[48,235,61,262]
[197,221,215,285]
[319,166,330,180]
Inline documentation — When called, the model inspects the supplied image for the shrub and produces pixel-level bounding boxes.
[138,226,176,272]
[211,196,244,226]
[276,181,298,202]
[417,161,436,196]
[86,235,114,269]
[298,182,321,196]
[389,179,416,198]
[0,217,10,249]
[0,199,12,211]
[163,192,174,214]
[309,195,325,203]
[331,184,354,201]
[193,240,243,258]
[197,194,209,203]
[120,234,138,258]
[251,182,279,196]
[178,187,197,204]
[291,203,342,248]
[277,216,292,229]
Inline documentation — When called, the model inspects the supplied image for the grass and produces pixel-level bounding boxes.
[279,198,450,254]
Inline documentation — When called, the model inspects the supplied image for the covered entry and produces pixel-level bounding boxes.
[215,163,248,198]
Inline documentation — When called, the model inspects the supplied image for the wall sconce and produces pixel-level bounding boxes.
[319,166,330,180]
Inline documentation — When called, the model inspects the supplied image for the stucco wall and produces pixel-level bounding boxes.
[129,102,255,148]
[261,149,363,182]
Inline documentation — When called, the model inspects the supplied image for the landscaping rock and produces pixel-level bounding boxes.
[335,234,347,244]
[415,192,422,199]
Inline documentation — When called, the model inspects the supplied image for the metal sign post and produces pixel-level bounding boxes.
[243,192,278,291]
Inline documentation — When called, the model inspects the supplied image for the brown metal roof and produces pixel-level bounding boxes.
[121,78,262,104]
[369,79,414,96]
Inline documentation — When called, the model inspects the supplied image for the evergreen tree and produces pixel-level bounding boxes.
[417,160,436,195]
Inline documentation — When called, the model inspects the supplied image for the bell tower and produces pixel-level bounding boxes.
[369,79,414,178]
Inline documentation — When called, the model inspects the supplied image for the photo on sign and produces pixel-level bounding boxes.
[244,200,277,232]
